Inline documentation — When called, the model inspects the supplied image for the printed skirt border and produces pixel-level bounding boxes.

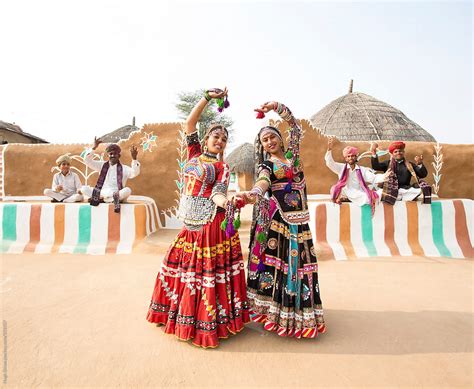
[247,211,326,338]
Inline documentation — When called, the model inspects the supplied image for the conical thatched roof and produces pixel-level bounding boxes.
[100,124,140,143]
[309,83,436,142]
[226,143,255,174]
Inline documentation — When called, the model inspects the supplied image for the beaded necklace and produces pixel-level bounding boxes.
[200,152,219,162]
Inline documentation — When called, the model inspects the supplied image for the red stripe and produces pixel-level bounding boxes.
[453,200,473,258]
[314,204,335,260]
[106,204,121,254]
[25,204,41,252]
[383,204,400,256]
[406,202,424,257]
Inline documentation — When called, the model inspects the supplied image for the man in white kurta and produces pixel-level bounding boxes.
[44,154,84,202]
[325,138,385,206]
[81,139,140,203]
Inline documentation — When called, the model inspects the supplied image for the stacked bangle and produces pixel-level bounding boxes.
[249,186,264,197]
[256,176,271,185]
[204,91,211,102]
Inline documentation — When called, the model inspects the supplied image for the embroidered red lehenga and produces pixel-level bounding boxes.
[146,132,249,348]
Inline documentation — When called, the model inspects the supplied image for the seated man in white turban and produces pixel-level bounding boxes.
[325,138,387,214]
[81,137,140,213]
[44,153,84,203]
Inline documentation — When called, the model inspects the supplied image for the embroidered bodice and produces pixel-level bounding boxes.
[258,157,309,225]
[177,132,229,227]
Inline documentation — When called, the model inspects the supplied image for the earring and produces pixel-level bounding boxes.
[204,145,208,152]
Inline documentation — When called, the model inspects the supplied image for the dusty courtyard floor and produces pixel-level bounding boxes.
[1,228,473,388]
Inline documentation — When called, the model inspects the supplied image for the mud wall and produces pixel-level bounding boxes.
[3,120,473,227]
[292,120,473,200]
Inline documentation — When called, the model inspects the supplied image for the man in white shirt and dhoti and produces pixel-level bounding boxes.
[44,154,84,203]
[325,138,386,213]
[81,137,140,213]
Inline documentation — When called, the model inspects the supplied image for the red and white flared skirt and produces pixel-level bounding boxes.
[146,212,250,348]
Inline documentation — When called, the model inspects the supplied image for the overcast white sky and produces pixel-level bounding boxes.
[1,0,472,147]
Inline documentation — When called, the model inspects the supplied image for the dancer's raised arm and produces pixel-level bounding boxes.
[184,87,228,134]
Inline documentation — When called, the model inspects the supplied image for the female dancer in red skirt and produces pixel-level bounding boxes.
[146,88,249,348]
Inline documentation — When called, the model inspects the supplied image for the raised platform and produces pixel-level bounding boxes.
[0,196,159,254]
[307,198,473,260]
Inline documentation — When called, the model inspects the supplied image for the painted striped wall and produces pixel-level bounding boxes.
[307,199,473,260]
[0,197,159,255]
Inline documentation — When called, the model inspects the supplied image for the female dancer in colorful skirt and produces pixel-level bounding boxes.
[146,88,249,348]
[236,101,326,338]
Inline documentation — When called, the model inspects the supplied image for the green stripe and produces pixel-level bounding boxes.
[361,204,377,257]
[1,204,17,253]
[74,205,91,254]
[431,202,452,257]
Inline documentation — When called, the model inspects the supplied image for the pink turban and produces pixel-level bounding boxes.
[342,146,358,157]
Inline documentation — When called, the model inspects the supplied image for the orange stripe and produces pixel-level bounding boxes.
[339,204,356,259]
[314,204,335,260]
[383,204,400,256]
[406,202,424,256]
[453,200,473,258]
[24,204,41,252]
[106,204,121,254]
[52,204,65,253]
[134,205,147,241]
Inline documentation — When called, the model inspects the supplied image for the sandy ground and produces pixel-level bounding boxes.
[1,225,473,388]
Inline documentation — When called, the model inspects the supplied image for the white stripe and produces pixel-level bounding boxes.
[35,204,55,254]
[116,204,135,254]
[461,199,474,247]
[392,202,412,256]
[59,204,80,253]
[417,202,439,257]
[372,203,392,257]
[87,204,108,255]
[307,200,318,244]
[440,201,464,258]
[8,203,31,253]
[325,202,347,260]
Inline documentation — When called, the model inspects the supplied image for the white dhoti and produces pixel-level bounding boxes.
[81,186,132,202]
[398,187,422,201]
[340,187,372,206]
[43,189,84,203]
[376,187,422,201]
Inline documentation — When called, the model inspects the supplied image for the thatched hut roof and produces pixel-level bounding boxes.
[226,143,255,174]
[309,81,436,142]
[99,124,140,143]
